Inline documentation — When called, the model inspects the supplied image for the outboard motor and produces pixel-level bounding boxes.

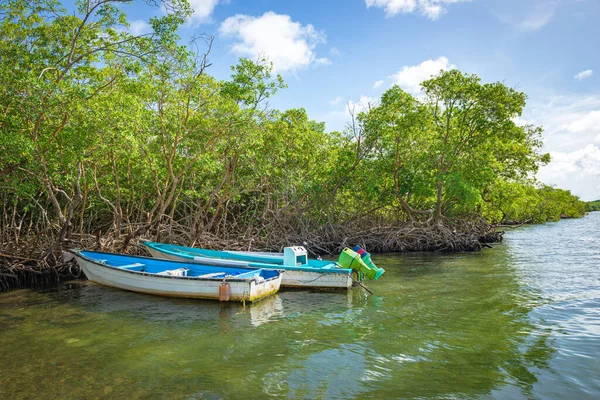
[337,246,385,280]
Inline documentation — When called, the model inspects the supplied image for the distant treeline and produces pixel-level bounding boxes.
[484,183,586,224]
[0,0,587,285]
[586,200,600,212]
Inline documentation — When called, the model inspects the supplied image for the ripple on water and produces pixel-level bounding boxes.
[1,213,600,399]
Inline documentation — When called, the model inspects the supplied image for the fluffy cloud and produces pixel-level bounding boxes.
[366,0,417,16]
[347,96,378,116]
[365,0,470,20]
[389,56,455,94]
[127,20,151,36]
[537,145,600,201]
[219,12,329,73]
[188,0,220,23]
[574,70,593,81]
[564,110,600,133]
[525,95,600,152]
[539,145,600,179]
[521,95,600,200]
[160,0,221,25]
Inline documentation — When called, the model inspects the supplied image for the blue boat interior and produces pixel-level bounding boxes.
[78,250,280,280]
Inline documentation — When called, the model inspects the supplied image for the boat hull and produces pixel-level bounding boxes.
[73,254,281,302]
[278,269,353,289]
[145,247,353,289]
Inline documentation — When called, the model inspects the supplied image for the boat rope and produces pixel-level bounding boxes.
[352,277,373,295]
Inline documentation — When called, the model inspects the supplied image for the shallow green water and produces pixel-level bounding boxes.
[1,213,599,399]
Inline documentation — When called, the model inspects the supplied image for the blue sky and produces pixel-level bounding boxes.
[121,0,600,200]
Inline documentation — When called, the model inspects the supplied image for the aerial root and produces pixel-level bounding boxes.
[0,216,503,292]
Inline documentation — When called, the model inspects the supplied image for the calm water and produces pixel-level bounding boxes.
[1,213,599,399]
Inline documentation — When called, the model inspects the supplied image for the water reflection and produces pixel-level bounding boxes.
[53,282,366,328]
[0,254,552,399]
[2,214,600,399]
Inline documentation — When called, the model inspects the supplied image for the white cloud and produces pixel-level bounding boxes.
[347,96,378,116]
[537,145,600,201]
[525,95,600,152]
[366,0,417,16]
[188,0,220,23]
[373,80,384,89]
[521,94,600,200]
[564,110,600,133]
[321,96,378,131]
[160,0,222,25]
[365,0,470,20]
[219,12,328,73]
[329,96,344,106]
[420,2,445,19]
[389,56,455,94]
[574,69,593,81]
[127,20,152,36]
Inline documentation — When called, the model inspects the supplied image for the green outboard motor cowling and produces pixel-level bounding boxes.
[337,247,385,280]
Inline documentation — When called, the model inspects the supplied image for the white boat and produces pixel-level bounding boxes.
[141,242,355,289]
[70,250,283,302]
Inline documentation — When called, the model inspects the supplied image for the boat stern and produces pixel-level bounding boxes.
[246,270,283,302]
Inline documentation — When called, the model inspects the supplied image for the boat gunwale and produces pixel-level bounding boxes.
[69,250,283,283]
[141,241,353,275]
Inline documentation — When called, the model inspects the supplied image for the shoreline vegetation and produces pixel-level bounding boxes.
[0,0,587,291]
[586,200,600,212]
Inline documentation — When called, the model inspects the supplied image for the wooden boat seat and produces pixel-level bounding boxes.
[120,263,145,270]
[156,268,188,277]
[196,272,226,278]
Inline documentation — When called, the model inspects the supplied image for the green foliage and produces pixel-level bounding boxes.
[338,70,551,223]
[585,200,600,212]
[0,0,586,248]
[482,182,586,224]
[221,57,286,109]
